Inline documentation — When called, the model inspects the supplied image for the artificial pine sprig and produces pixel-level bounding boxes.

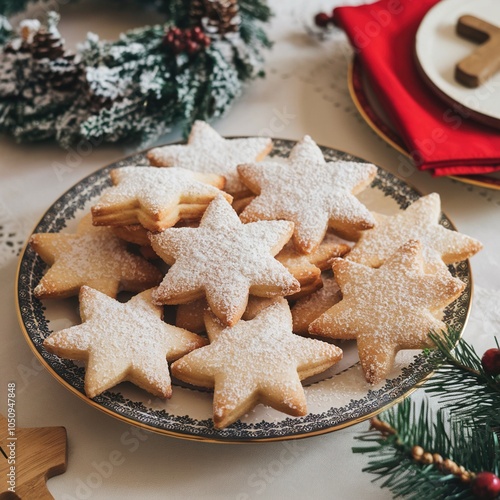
[0,0,32,17]
[0,0,272,147]
[0,15,11,43]
[354,329,500,499]
[354,400,500,499]
[425,330,500,428]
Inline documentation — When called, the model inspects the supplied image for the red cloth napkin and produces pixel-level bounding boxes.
[334,0,500,176]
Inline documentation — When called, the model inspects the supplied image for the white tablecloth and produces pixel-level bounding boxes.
[1,1,499,498]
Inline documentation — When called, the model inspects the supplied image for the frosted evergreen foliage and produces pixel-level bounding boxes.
[0,0,271,147]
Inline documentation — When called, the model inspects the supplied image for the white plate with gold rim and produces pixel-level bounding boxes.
[16,139,472,442]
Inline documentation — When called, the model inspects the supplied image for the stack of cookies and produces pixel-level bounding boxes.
[32,121,482,429]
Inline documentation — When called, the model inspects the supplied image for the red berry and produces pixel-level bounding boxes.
[481,348,500,376]
[202,35,211,47]
[186,40,199,55]
[314,12,331,28]
[193,29,207,43]
[172,39,184,54]
[472,472,500,499]
[165,31,175,44]
[171,27,182,37]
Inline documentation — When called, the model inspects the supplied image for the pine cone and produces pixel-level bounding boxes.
[28,26,82,91]
[86,88,115,114]
[0,51,19,98]
[88,96,114,114]
[31,29,65,60]
[190,0,240,35]
[4,39,31,55]
[48,54,82,91]
[190,0,205,23]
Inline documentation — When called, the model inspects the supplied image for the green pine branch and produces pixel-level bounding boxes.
[353,329,500,499]
[0,0,79,17]
[354,400,500,499]
[0,15,12,43]
[155,0,191,27]
[239,0,272,22]
[425,330,500,428]
[0,0,31,17]
[239,0,272,48]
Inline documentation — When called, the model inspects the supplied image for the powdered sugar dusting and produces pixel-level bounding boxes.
[172,299,342,426]
[239,135,377,252]
[31,215,161,297]
[347,193,482,271]
[150,195,300,324]
[302,275,341,309]
[310,241,465,383]
[292,275,342,334]
[44,287,205,398]
[147,121,272,196]
[55,230,145,280]
[93,166,227,216]
[336,248,458,334]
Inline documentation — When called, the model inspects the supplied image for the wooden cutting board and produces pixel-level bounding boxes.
[0,413,67,499]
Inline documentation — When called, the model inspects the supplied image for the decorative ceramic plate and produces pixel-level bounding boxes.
[415,0,500,129]
[16,140,472,443]
[348,57,500,191]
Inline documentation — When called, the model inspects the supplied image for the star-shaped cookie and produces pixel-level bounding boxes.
[149,195,300,325]
[91,166,232,231]
[238,135,377,254]
[30,214,163,299]
[309,240,465,384]
[176,296,278,334]
[43,287,207,398]
[171,298,343,428]
[346,193,482,272]
[276,232,351,288]
[147,121,273,198]
[291,275,342,335]
[173,233,349,332]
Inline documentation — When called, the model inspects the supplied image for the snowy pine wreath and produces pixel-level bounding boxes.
[0,0,271,147]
